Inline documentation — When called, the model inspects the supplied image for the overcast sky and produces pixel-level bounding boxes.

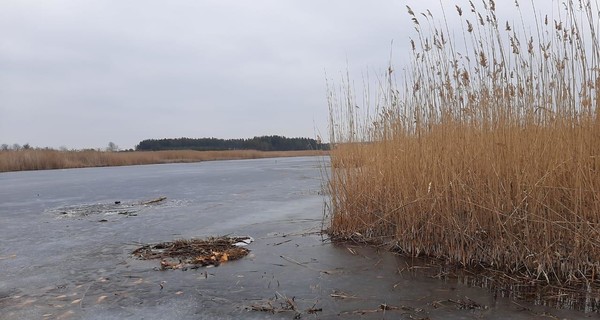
[0,0,553,150]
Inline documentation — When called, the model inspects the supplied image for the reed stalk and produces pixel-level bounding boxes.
[328,0,600,285]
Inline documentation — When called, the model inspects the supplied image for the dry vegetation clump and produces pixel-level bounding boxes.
[327,0,600,287]
[132,236,251,270]
[0,149,327,172]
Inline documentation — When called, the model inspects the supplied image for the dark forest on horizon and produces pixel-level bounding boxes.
[135,135,329,152]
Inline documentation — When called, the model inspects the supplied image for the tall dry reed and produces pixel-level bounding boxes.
[0,149,327,172]
[328,0,600,285]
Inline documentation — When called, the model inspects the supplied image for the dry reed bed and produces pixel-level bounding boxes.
[328,0,600,288]
[0,149,327,172]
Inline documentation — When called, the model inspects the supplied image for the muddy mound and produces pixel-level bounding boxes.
[47,197,167,218]
[132,236,253,270]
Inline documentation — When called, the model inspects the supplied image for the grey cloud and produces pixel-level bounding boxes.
[0,0,445,149]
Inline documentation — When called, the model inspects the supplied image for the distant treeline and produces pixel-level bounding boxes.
[135,136,329,151]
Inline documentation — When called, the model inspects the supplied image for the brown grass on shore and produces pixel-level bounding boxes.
[0,149,327,172]
[328,0,600,287]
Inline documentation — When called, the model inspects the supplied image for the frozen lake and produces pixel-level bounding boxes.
[0,157,588,319]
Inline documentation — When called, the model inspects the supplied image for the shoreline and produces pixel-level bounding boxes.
[0,149,328,173]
